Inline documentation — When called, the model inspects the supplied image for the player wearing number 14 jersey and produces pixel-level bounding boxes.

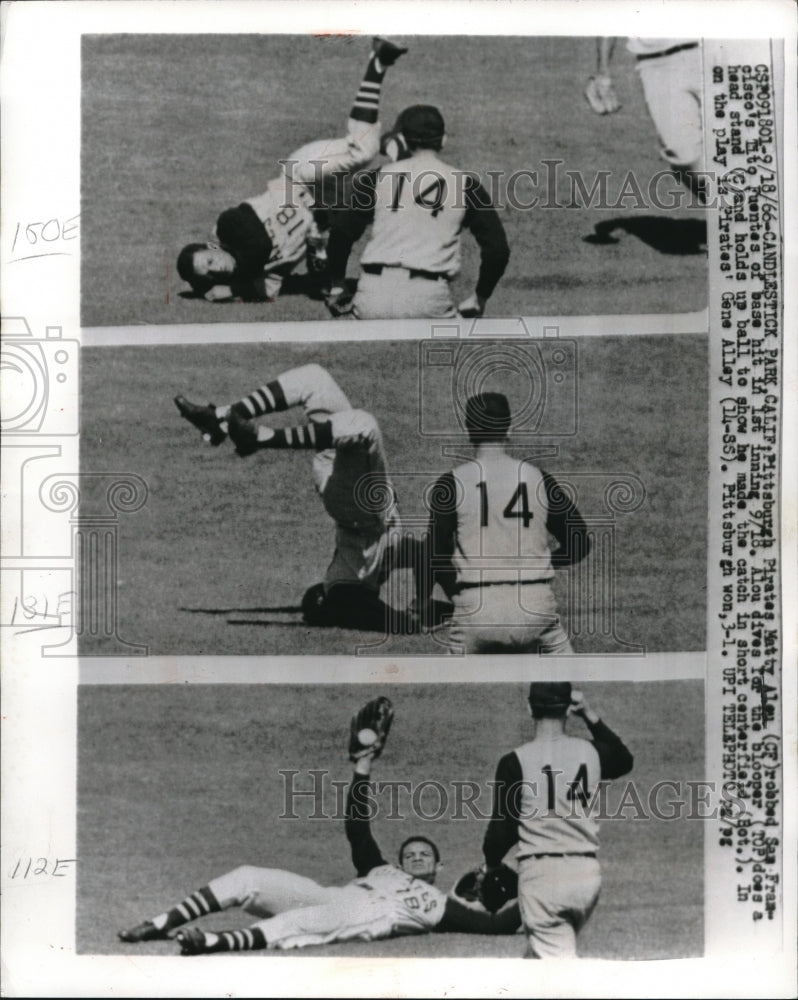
[325,104,510,319]
[483,683,634,958]
[422,392,591,654]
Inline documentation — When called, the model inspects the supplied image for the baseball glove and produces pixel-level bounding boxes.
[453,863,519,913]
[305,230,329,276]
[584,74,620,115]
[325,286,355,318]
[348,696,394,762]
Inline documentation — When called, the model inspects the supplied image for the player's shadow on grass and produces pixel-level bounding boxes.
[227,619,311,628]
[180,604,303,615]
[179,604,384,631]
[584,217,707,255]
[179,604,311,628]
[177,273,334,303]
[179,599,453,634]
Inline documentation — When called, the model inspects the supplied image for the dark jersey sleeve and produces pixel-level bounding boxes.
[482,752,523,868]
[212,202,276,301]
[462,174,511,300]
[586,718,634,779]
[344,772,388,876]
[437,896,521,935]
[542,471,592,567]
[424,471,459,599]
[326,170,378,287]
[215,203,272,279]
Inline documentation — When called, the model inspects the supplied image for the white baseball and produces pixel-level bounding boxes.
[357,727,378,746]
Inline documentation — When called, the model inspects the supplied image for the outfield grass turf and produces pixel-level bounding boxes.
[79,334,707,657]
[81,34,707,326]
[78,681,703,959]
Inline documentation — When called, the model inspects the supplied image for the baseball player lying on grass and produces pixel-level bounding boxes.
[175,364,430,633]
[322,104,510,320]
[176,36,407,303]
[118,697,521,954]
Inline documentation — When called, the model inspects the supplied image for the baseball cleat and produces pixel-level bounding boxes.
[176,927,210,955]
[118,920,167,943]
[227,410,260,457]
[372,36,408,66]
[174,395,227,446]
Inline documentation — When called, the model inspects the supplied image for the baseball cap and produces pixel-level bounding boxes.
[464,393,512,439]
[528,681,572,709]
[395,104,446,144]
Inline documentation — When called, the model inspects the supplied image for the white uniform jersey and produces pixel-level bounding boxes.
[514,736,602,858]
[360,150,470,276]
[352,865,447,934]
[626,38,697,56]
[449,453,554,585]
[245,175,316,270]
[243,120,380,278]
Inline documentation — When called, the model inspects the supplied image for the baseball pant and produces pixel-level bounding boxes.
[353,268,457,319]
[287,118,381,189]
[275,363,352,424]
[320,408,404,593]
[518,855,601,958]
[276,365,416,628]
[206,866,402,950]
[256,887,408,949]
[274,365,401,592]
[636,45,704,173]
[208,865,333,916]
[444,582,573,654]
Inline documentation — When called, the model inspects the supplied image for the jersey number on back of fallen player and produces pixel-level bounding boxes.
[477,481,533,527]
[390,174,446,217]
[264,204,306,248]
[263,186,314,259]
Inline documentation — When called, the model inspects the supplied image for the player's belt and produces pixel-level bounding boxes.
[635,42,699,61]
[530,853,597,859]
[455,579,550,591]
[362,263,449,282]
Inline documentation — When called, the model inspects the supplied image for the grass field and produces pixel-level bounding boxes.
[79,333,708,657]
[77,680,704,960]
[81,34,707,326]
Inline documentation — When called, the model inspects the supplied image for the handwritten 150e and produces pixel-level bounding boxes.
[9,214,79,261]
